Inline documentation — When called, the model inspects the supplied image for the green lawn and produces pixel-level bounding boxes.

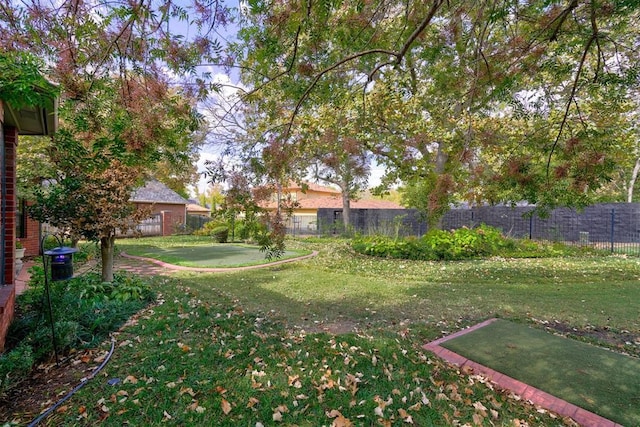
[178,238,640,338]
[38,236,640,426]
[116,235,311,267]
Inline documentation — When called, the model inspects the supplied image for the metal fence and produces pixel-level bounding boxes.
[285,215,318,236]
[186,214,213,233]
[315,203,640,255]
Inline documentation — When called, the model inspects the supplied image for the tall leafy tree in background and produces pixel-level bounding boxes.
[1,0,229,281]
[297,100,371,229]
[203,80,307,252]
[234,0,640,221]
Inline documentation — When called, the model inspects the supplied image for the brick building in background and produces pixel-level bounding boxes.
[130,179,188,236]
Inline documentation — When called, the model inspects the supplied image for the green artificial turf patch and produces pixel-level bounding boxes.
[440,319,640,426]
[121,242,309,268]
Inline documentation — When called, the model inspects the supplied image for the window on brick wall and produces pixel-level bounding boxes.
[16,198,26,239]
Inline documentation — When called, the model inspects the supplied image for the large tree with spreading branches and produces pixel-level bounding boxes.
[232,0,640,221]
[1,0,231,281]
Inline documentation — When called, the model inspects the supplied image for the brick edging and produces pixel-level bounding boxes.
[119,250,319,272]
[422,319,623,427]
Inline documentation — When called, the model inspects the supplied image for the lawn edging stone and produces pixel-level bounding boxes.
[120,250,319,272]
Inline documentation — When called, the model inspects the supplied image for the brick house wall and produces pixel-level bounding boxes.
[20,211,40,257]
[0,124,18,351]
[161,211,173,236]
[135,202,186,236]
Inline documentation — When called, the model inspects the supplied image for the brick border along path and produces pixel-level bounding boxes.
[119,250,319,273]
[423,319,623,427]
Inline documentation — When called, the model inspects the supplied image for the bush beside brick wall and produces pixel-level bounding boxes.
[318,203,640,243]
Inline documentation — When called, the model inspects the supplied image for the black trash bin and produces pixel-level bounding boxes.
[44,247,78,281]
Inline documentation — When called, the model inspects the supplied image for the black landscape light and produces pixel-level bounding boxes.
[44,246,78,281]
[41,235,78,364]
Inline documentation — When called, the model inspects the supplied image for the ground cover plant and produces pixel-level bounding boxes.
[116,235,311,268]
[0,268,154,398]
[2,236,638,425]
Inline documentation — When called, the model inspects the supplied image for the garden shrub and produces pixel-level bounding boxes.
[192,216,268,244]
[352,225,539,261]
[211,225,229,243]
[193,220,227,236]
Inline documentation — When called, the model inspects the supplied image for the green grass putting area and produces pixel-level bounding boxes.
[118,238,310,268]
[440,319,640,426]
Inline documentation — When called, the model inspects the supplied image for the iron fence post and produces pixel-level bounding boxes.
[529,214,533,240]
[610,209,615,253]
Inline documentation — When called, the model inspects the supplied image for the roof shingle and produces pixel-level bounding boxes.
[131,180,188,204]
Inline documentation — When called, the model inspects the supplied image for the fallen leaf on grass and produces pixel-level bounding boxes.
[55,405,69,414]
[94,353,107,363]
[122,375,138,384]
[179,387,196,397]
[326,409,353,427]
[272,404,289,422]
[288,375,302,388]
[187,400,206,413]
[247,397,260,409]
[473,413,484,425]
[221,398,232,415]
[275,404,289,413]
[397,408,414,424]
[473,401,488,417]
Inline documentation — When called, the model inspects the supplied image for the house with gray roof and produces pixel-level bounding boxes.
[130,180,188,236]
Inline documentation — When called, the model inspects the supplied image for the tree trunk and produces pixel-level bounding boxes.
[431,142,449,229]
[100,235,115,283]
[342,190,351,232]
[434,142,448,174]
[627,157,640,203]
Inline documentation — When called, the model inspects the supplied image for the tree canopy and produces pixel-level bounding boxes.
[232,0,640,219]
[1,0,229,280]
[4,0,640,262]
